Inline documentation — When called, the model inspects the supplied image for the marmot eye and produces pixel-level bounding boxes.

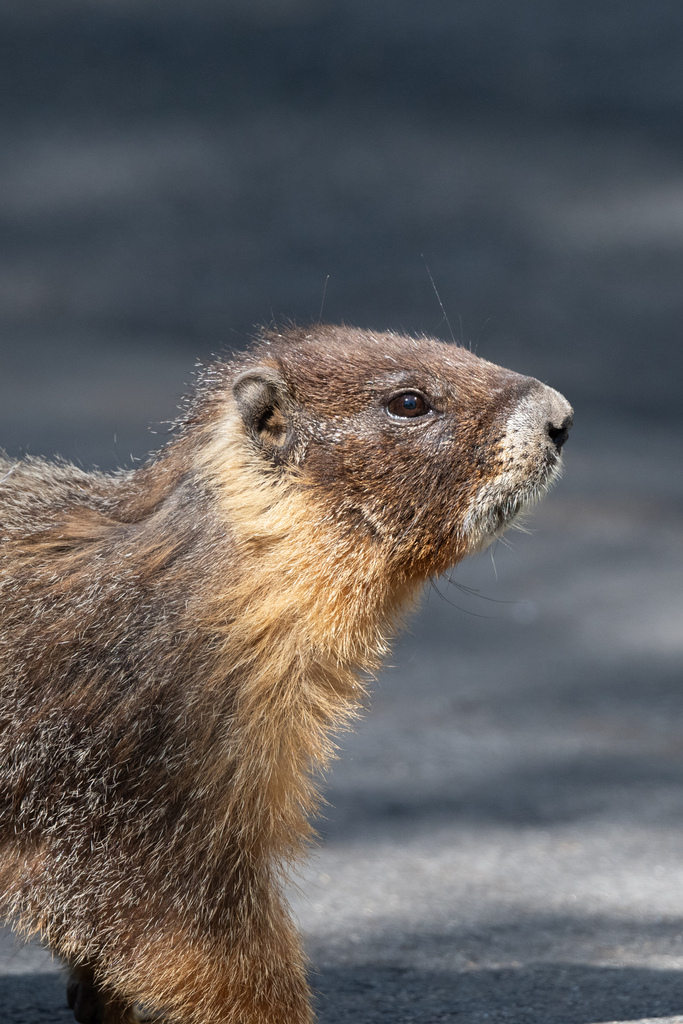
[386,392,430,418]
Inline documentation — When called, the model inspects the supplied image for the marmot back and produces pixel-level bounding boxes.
[0,325,572,1024]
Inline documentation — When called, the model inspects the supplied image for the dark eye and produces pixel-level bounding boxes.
[386,392,430,418]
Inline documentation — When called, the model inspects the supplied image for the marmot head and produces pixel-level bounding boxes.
[196,324,572,582]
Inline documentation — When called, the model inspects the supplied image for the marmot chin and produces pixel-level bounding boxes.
[0,325,572,1024]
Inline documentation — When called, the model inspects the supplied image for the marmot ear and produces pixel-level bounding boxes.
[232,367,291,449]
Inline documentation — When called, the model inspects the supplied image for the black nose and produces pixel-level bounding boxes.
[547,414,573,452]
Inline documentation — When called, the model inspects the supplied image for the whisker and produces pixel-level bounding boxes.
[318,274,330,323]
[428,577,499,619]
[420,254,456,345]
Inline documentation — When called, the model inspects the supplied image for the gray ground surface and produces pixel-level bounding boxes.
[0,3,682,1022]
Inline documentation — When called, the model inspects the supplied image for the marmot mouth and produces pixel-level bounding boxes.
[465,452,562,551]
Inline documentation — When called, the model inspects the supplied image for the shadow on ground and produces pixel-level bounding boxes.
[0,972,71,1024]
[320,749,683,839]
[313,961,683,1024]
[317,651,683,840]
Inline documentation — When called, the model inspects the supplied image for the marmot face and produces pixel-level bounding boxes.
[224,325,572,581]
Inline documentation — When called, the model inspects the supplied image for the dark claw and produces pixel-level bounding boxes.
[66,972,103,1024]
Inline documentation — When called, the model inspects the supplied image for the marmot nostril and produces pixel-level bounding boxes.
[547,414,573,452]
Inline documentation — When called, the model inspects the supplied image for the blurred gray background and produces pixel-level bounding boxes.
[0,3,682,1023]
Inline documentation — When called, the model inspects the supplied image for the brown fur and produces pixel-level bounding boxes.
[0,325,572,1023]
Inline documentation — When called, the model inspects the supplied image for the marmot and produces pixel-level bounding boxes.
[0,325,572,1024]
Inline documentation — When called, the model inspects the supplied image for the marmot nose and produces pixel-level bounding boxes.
[547,413,573,452]
[528,383,573,452]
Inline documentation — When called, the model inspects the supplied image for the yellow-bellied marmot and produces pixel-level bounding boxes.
[0,325,572,1024]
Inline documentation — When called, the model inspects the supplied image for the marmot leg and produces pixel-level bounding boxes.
[66,921,313,1024]
[149,931,313,1024]
[66,964,138,1024]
